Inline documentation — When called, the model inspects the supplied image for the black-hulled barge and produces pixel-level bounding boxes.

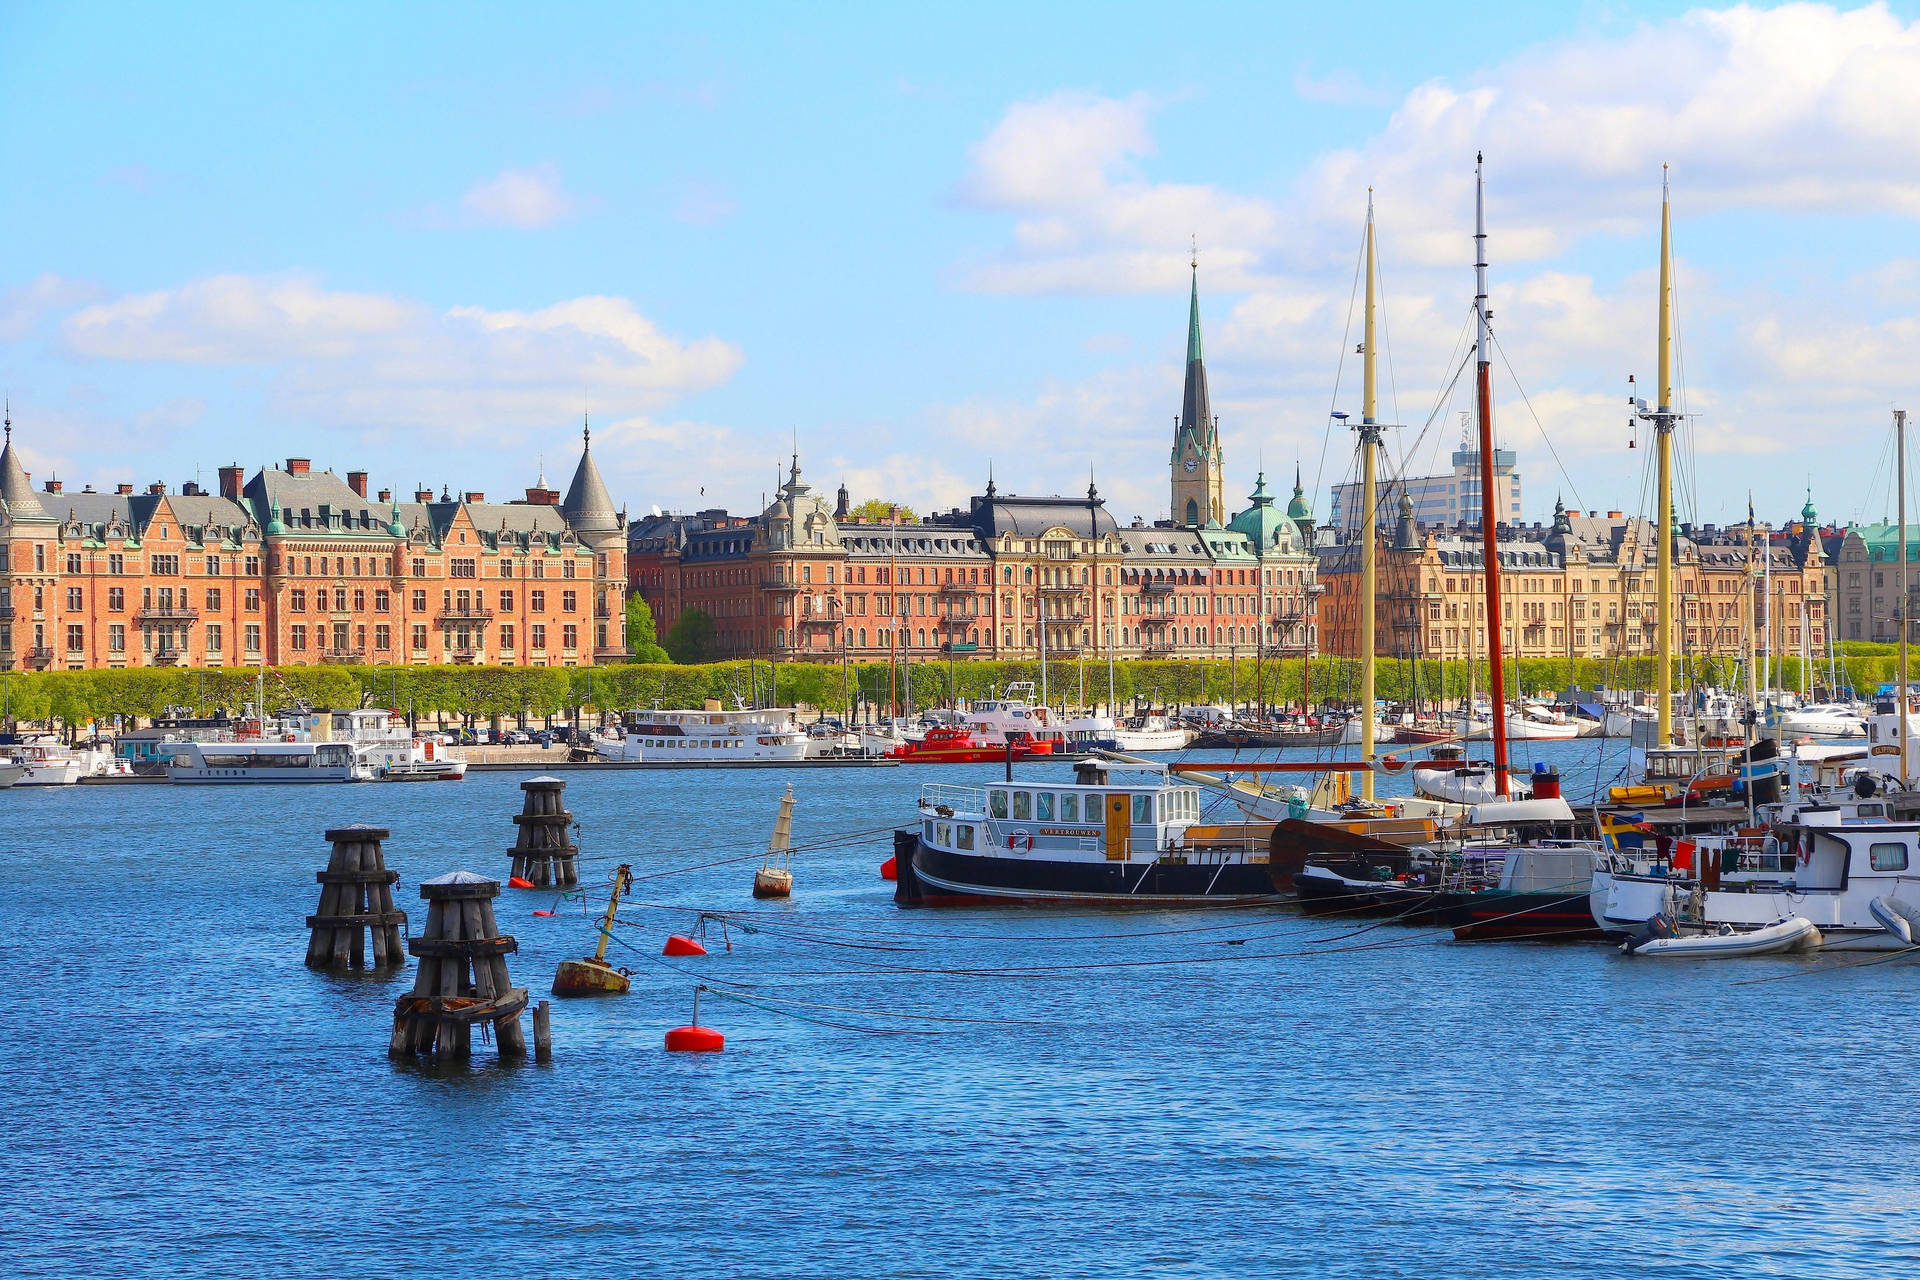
[894,760,1282,906]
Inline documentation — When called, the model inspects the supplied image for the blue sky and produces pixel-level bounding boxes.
[4,1,1918,531]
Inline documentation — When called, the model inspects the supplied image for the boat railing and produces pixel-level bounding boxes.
[919,783,989,815]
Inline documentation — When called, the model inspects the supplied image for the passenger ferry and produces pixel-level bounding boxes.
[595,699,808,764]
[892,759,1280,905]
[166,739,375,784]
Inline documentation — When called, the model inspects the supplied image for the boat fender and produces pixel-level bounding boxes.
[1622,912,1677,956]
[507,876,535,889]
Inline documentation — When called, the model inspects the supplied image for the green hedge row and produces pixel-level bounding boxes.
[3,651,1888,728]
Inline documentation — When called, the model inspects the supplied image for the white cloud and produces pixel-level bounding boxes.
[0,272,104,341]
[960,5,1920,295]
[460,162,583,229]
[954,91,1278,294]
[57,273,743,438]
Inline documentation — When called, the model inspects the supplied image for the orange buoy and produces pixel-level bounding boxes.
[532,909,556,917]
[664,1024,724,1052]
[880,855,898,881]
[507,875,535,889]
[663,935,707,956]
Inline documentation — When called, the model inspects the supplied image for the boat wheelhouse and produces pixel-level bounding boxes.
[595,700,808,764]
[894,760,1279,906]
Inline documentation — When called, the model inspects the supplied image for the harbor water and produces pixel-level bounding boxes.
[5,739,1913,1278]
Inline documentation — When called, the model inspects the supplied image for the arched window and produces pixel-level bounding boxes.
[1185,499,1199,526]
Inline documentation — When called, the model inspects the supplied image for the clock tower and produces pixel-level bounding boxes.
[1170,258,1224,527]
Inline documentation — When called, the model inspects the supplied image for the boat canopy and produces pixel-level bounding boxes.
[1467,797,1575,826]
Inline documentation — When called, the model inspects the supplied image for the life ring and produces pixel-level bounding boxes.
[1008,829,1034,852]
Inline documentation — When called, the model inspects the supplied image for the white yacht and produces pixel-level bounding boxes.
[166,738,375,784]
[1112,714,1192,752]
[963,683,1068,754]
[1776,702,1866,740]
[4,740,89,786]
[595,700,809,764]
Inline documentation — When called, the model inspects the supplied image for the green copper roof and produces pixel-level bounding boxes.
[1186,266,1204,365]
[266,501,285,536]
[1801,487,1817,523]
[1286,465,1310,521]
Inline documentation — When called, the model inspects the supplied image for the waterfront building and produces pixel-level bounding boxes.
[1326,428,1522,531]
[0,421,626,670]
[1315,497,1827,667]
[626,271,1319,665]
[1828,512,1920,644]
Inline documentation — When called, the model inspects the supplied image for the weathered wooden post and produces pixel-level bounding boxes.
[509,776,580,888]
[389,871,529,1062]
[305,824,408,971]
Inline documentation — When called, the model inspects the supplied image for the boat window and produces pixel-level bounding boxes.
[1060,793,1079,822]
[1871,841,1909,871]
[1155,793,1166,822]
[924,820,935,841]
[936,821,951,846]
[989,790,1008,819]
[1859,803,1887,818]
[1012,791,1032,820]
[1036,793,1055,821]
[957,824,974,850]
[1133,794,1151,824]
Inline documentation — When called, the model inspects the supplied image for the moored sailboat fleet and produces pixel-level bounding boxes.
[888,158,1920,960]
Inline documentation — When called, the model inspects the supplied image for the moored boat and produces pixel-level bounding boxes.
[894,760,1279,905]
[1621,914,1821,957]
[888,725,1047,764]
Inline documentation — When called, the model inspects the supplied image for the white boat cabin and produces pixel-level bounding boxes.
[918,762,1216,865]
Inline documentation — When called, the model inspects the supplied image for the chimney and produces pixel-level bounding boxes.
[218,464,243,501]
[148,482,166,495]
[181,481,203,496]
[1607,510,1623,519]
[463,491,484,504]
[414,488,434,503]
[347,470,368,498]
[286,458,311,476]
[524,484,559,506]
[117,483,134,495]
[42,479,61,494]
[377,488,392,503]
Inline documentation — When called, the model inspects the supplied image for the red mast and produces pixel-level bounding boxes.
[1473,153,1511,795]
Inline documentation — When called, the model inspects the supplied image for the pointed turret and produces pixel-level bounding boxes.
[561,417,619,534]
[0,410,49,522]
[1393,489,1419,552]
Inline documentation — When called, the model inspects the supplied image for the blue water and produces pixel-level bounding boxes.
[5,742,1914,1278]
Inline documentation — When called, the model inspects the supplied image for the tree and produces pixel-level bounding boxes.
[848,497,916,523]
[664,607,717,665]
[625,594,671,663]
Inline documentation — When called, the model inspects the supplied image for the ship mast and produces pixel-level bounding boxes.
[1900,409,1910,787]
[1472,154,1511,793]
[1654,167,1677,746]
[1357,191,1382,801]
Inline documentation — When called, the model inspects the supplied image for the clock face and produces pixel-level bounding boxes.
[1183,456,1199,473]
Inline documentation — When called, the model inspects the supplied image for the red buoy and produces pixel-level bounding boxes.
[532,909,556,917]
[507,876,535,889]
[663,934,708,956]
[664,1024,724,1052]
[880,855,898,882]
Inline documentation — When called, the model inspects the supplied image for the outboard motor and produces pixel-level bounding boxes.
[1622,912,1678,956]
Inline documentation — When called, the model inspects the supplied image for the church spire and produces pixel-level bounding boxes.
[1179,251,1211,442]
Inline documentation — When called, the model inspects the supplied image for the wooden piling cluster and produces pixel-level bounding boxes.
[508,776,579,888]
[304,824,408,971]
[388,871,529,1061]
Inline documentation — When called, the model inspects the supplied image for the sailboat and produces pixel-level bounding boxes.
[753,784,796,898]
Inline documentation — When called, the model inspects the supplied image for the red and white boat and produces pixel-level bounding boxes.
[887,726,1050,764]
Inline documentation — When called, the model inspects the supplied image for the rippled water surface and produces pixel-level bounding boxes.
[5,741,1914,1278]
